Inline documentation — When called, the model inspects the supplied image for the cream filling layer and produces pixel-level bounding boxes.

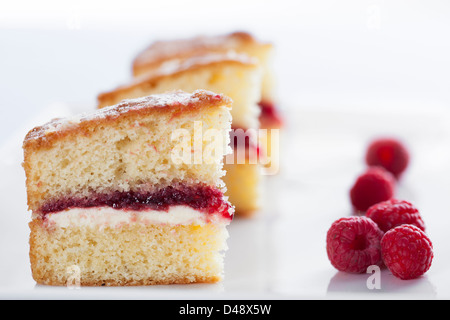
[39,205,230,229]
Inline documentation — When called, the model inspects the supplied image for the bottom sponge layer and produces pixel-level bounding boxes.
[29,219,229,286]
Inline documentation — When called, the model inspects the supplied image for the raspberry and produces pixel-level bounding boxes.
[326,217,384,273]
[366,199,425,233]
[350,166,395,213]
[381,225,433,280]
[366,138,410,179]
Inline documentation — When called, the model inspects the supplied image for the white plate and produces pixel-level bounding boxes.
[1,101,450,300]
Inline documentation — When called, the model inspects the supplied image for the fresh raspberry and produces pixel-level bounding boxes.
[366,138,410,179]
[381,224,433,280]
[350,166,395,213]
[366,199,425,233]
[326,216,384,273]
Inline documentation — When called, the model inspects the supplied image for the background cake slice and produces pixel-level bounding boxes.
[23,90,234,286]
[131,31,282,128]
[131,31,282,175]
[98,52,263,130]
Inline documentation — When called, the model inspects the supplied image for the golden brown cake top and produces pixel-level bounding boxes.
[24,90,232,151]
[132,31,271,75]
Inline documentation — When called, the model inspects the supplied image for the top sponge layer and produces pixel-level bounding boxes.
[23,90,233,213]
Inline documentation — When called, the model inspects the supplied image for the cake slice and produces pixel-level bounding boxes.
[131,31,282,172]
[97,52,264,217]
[23,90,234,286]
[131,31,282,128]
[98,52,262,130]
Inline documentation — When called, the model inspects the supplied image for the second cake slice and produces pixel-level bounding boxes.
[97,52,264,217]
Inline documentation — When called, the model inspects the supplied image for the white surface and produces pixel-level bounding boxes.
[1,101,450,300]
[1,0,450,300]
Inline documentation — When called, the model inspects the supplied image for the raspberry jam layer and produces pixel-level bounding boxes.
[259,101,283,128]
[40,184,233,220]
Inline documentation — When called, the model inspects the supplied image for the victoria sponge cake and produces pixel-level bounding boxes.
[23,90,234,286]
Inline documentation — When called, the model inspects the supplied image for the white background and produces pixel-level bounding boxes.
[1,0,450,135]
[1,0,450,299]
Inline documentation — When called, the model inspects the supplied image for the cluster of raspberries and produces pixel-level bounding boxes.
[326,138,433,280]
